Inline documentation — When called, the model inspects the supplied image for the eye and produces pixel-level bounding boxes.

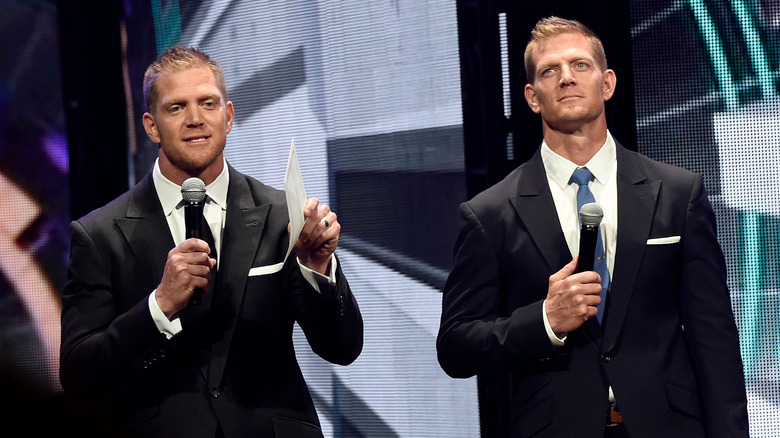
[168,105,182,114]
[574,61,588,70]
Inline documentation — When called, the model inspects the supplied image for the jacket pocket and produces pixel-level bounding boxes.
[665,380,703,420]
[271,414,323,438]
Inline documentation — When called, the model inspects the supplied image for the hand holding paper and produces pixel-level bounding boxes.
[295,196,339,275]
[249,139,340,277]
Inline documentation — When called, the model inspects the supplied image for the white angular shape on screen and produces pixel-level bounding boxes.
[714,97,780,215]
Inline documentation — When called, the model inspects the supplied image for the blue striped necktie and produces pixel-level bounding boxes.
[571,168,610,324]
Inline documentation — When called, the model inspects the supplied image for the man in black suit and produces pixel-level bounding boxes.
[60,46,363,437]
[436,17,748,437]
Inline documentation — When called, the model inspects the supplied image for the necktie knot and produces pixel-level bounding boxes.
[571,168,594,187]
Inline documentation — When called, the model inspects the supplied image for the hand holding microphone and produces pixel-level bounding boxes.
[545,202,605,333]
[155,178,217,318]
[181,177,210,305]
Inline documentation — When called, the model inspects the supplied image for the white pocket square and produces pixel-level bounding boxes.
[646,236,681,245]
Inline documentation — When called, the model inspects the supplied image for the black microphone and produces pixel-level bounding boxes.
[575,202,603,273]
[181,177,206,304]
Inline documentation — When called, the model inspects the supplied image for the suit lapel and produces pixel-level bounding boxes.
[208,165,270,385]
[601,145,661,352]
[509,151,601,341]
[508,151,571,274]
[115,174,174,296]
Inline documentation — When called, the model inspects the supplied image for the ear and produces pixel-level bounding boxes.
[524,83,541,114]
[142,112,161,144]
[225,101,235,134]
[602,69,617,101]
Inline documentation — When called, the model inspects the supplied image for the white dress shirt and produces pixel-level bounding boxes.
[540,131,618,344]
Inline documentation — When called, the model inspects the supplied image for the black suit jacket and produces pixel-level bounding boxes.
[437,143,748,437]
[60,164,363,437]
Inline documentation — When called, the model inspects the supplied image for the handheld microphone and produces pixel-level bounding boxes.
[181,177,206,304]
[575,202,603,273]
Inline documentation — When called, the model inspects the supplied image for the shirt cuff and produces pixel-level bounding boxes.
[542,299,566,346]
[297,255,338,294]
[148,291,182,339]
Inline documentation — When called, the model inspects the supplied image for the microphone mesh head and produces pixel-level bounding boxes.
[579,202,604,226]
[181,177,206,202]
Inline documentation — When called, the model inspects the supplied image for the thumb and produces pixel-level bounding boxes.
[550,257,578,283]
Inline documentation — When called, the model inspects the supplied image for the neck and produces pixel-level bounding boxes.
[542,119,607,166]
[158,154,224,186]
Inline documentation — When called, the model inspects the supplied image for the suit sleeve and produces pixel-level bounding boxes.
[437,202,557,379]
[678,175,749,436]
[60,220,173,403]
[291,254,363,366]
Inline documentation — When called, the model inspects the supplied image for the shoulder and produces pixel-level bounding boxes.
[75,175,153,229]
[617,144,701,188]
[467,153,543,214]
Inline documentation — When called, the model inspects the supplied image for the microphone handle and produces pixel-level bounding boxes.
[184,201,203,239]
[184,201,204,305]
[576,224,598,273]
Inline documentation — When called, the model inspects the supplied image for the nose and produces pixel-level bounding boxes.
[559,65,575,86]
[185,106,204,126]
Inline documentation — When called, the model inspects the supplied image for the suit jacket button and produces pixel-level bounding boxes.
[210,387,222,398]
[601,354,611,363]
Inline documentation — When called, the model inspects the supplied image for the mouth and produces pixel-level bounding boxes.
[184,135,210,143]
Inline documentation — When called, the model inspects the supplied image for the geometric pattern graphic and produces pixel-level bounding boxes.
[631,1,780,435]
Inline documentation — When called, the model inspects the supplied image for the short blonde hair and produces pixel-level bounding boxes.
[524,16,608,83]
[143,45,228,111]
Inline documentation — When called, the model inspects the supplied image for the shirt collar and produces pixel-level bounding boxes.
[152,158,230,216]
[541,130,617,191]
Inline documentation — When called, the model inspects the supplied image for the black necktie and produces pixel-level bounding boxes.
[202,211,218,271]
[181,209,217,323]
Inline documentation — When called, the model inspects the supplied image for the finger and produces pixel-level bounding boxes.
[307,211,333,243]
[177,237,212,254]
[302,204,333,243]
[187,263,214,279]
[306,213,339,250]
[307,204,331,228]
[299,198,321,241]
[303,197,320,220]
[178,250,214,267]
[318,210,335,230]
[550,258,578,284]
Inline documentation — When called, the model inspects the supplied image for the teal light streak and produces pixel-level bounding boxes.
[687,0,739,110]
[732,0,776,99]
[687,0,770,377]
[150,0,182,54]
[738,211,765,377]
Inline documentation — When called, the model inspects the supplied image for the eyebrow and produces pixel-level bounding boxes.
[162,93,222,107]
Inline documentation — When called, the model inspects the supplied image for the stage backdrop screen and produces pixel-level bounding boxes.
[631,1,780,435]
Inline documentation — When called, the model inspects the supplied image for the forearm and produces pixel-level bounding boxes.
[294,262,363,365]
[437,298,555,378]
